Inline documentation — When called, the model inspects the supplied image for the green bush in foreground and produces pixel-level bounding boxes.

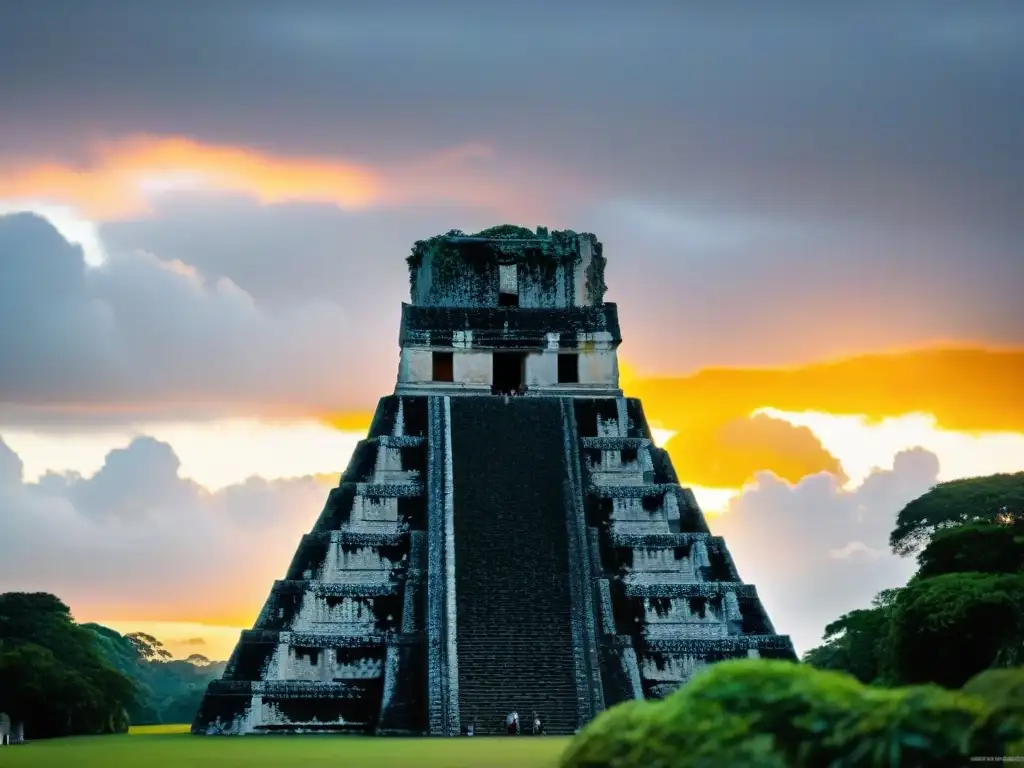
[560,659,1024,768]
[962,667,1024,756]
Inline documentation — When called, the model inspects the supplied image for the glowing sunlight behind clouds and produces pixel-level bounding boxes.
[0,135,572,225]
[760,407,1024,488]
[0,136,382,219]
[0,201,107,266]
[2,419,364,490]
[86,619,246,662]
[11,405,1022,524]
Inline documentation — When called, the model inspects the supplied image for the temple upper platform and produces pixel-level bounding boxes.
[397,226,622,397]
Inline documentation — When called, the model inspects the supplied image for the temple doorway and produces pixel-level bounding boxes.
[492,352,525,395]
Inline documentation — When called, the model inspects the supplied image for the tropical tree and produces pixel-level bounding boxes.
[890,471,1024,556]
[803,589,899,684]
[0,593,137,738]
[915,517,1024,579]
[888,572,1024,688]
[84,624,226,726]
[125,632,172,662]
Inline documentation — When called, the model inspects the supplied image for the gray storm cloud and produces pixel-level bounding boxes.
[1,2,1020,238]
[0,213,388,419]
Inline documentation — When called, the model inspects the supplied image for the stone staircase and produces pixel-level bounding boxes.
[449,397,579,735]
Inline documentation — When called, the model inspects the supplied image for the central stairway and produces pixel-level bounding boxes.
[449,397,579,735]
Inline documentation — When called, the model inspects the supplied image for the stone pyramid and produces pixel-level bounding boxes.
[192,225,796,736]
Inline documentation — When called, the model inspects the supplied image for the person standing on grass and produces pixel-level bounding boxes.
[506,711,519,735]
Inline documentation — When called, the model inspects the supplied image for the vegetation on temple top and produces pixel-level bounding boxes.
[470,224,539,239]
[0,593,225,739]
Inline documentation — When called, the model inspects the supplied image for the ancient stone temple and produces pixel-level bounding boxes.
[192,225,796,736]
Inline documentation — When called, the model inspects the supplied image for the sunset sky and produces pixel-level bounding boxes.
[1,2,1022,660]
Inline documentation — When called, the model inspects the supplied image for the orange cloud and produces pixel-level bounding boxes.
[319,411,377,432]
[0,135,577,223]
[0,135,382,219]
[632,346,1024,433]
[664,414,845,488]
[630,346,1024,487]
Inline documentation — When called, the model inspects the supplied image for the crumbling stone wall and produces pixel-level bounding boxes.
[406,226,607,309]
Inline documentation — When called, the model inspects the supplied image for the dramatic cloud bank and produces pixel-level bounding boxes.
[0,434,329,626]
[2,3,1022,382]
[710,448,941,653]
[0,212,389,418]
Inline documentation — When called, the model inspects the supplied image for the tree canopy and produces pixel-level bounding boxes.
[806,471,1024,692]
[0,592,226,738]
[801,590,899,685]
[915,517,1024,579]
[82,622,226,727]
[0,593,137,738]
[890,471,1024,556]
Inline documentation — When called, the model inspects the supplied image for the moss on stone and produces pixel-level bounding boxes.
[585,240,608,303]
[470,224,537,239]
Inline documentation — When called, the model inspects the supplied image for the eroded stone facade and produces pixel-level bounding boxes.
[192,227,794,736]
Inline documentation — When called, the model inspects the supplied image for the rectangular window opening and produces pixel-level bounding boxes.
[432,351,454,382]
[498,263,519,307]
[558,353,579,384]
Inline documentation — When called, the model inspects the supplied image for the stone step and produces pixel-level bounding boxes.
[449,398,582,735]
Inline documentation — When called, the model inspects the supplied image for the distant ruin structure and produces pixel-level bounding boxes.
[0,713,24,745]
[192,225,796,736]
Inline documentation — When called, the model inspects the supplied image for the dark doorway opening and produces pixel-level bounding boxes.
[558,353,579,384]
[433,351,454,382]
[498,291,519,307]
[492,352,525,395]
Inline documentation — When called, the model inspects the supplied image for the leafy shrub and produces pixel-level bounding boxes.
[962,667,1024,755]
[963,667,1024,717]
[889,573,1024,687]
[559,659,1023,768]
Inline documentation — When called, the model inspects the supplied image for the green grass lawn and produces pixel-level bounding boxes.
[0,725,572,767]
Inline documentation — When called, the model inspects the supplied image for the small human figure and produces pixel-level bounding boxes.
[532,711,544,735]
[506,711,519,735]
[466,722,475,737]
